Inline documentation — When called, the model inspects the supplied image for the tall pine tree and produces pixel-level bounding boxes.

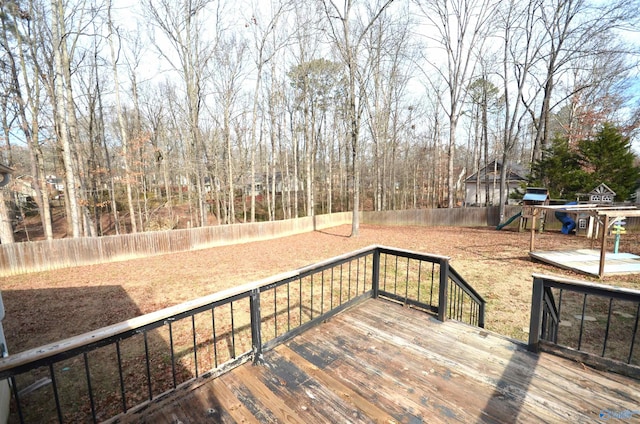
[578,123,639,200]
[527,124,639,201]
[528,136,588,199]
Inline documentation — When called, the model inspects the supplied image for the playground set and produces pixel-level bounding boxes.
[497,184,640,278]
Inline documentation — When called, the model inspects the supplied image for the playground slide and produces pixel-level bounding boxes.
[555,202,577,235]
[496,211,522,230]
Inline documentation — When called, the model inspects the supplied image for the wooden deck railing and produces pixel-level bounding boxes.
[0,246,484,423]
[529,273,640,378]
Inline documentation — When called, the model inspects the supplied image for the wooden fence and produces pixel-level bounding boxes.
[0,212,351,277]
[9,204,625,277]
[361,205,517,228]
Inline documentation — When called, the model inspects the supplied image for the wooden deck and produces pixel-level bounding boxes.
[121,298,640,423]
[530,249,640,277]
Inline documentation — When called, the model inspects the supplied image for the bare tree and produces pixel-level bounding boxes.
[529,0,639,161]
[107,0,138,233]
[496,0,540,219]
[50,0,83,237]
[245,0,292,222]
[145,0,222,227]
[321,0,396,236]
[416,0,498,208]
[211,34,248,224]
[0,0,53,240]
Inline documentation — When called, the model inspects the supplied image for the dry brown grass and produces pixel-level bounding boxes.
[4,223,640,422]
[4,224,640,353]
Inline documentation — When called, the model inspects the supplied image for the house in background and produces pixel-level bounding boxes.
[464,160,527,206]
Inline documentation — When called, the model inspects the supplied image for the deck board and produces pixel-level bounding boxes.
[530,249,640,276]
[124,298,640,423]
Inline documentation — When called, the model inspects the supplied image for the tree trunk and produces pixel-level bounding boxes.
[51,0,81,238]
[2,9,53,240]
[107,2,137,233]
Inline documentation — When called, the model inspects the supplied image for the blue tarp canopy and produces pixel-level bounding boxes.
[523,193,548,202]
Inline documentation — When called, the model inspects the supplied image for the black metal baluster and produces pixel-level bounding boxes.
[429,262,435,306]
[310,275,314,319]
[230,301,236,359]
[334,266,340,306]
[628,303,640,364]
[540,303,549,340]
[382,254,387,291]
[168,321,177,388]
[557,289,564,321]
[287,282,291,332]
[456,284,460,319]
[321,270,325,315]
[602,298,613,357]
[577,293,588,351]
[394,255,399,295]
[330,267,334,309]
[299,277,303,326]
[359,256,363,293]
[404,257,410,303]
[417,261,422,303]
[116,341,127,413]
[448,279,454,318]
[342,263,348,300]
[83,352,97,423]
[212,308,218,368]
[144,331,153,400]
[274,287,278,338]
[350,260,355,295]
[192,315,199,377]
[49,363,63,423]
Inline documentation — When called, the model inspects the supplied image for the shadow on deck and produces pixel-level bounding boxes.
[124,298,640,423]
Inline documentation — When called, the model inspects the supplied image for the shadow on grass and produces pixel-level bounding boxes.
[2,286,194,423]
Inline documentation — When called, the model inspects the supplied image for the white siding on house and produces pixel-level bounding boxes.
[465,182,521,206]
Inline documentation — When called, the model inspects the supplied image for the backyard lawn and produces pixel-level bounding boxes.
[3,224,640,354]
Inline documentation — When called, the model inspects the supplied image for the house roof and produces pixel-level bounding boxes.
[589,183,616,196]
[465,160,527,183]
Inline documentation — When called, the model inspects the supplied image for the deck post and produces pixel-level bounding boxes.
[438,258,449,322]
[372,248,380,299]
[249,288,263,364]
[528,277,544,352]
[478,302,485,329]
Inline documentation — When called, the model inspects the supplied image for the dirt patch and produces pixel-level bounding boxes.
[2,224,640,353]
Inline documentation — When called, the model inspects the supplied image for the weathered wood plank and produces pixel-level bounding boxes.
[290,316,518,422]
[348,301,640,420]
[218,373,281,423]
[232,365,306,423]
[123,298,640,423]
[247,350,375,424]
[277,345,395,422]
[205,378,258,424]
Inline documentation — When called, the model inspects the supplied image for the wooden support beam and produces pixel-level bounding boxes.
[599,214,609,279]
[530,208,537,252]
